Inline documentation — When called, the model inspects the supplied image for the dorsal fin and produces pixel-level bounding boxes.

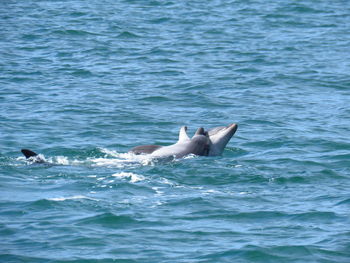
[178,126,190,142]
[21,149,38,159]
[194,127,206,136]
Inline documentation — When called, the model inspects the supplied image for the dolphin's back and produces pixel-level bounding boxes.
[129,145,162,155]
[151,134,209,158]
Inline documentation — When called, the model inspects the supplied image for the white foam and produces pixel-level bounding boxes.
[112,172,145,183]
[18,148,158,168]
[48,195,98,201]
[159,177,175,186]
[152,187,164,195]
[36,154,47,162]
[183,154,197,159]
[97,177,105,181]
[203,189,220,194]
[99,147,120,157]
[88,149,156,168]
[54,156,69,165]
[89,157,129,168]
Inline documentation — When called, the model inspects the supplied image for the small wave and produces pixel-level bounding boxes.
[290,211,340,223]
[53,29,98,36]
[117,31,140,38]
[71,69,93,77]
[137,95,172,102]
[289,5,323,14]
[150,17,171,24]
[335,198,350,206]
[196,246,288,262]
[76,212,140,227]
[112,172,145,183]
[48,195,98,202]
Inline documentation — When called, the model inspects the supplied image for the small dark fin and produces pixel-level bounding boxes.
[129,145,162,155]
[21,149,38,159]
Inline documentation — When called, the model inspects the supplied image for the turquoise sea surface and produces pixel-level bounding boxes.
[1,0,349,262]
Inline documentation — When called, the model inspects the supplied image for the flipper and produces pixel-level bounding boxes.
[129,145,162,155]
[21,149,38,159]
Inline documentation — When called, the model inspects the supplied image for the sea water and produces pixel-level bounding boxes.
[1,1,349,262]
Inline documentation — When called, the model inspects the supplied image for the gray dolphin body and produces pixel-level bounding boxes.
[130,127,210,158]
[130,123,238,158]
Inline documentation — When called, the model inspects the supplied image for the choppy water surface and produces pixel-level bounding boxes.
[1,0,350,262]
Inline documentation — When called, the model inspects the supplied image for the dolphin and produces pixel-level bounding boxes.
[130,123,238,158]
[21,149,46,163]
[130,126,210,158]
[207,123,238,156]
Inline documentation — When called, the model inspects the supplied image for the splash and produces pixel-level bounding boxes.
[112,172,145,183]
[87,148,162,167]
[16,148,159,168]
[48,156,70,165]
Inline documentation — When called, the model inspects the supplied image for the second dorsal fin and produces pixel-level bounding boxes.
[194,127,206,136]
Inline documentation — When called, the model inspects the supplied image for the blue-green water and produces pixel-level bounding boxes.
[1,0,350,262]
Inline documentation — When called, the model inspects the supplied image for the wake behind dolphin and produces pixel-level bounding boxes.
[20,123,238,163]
